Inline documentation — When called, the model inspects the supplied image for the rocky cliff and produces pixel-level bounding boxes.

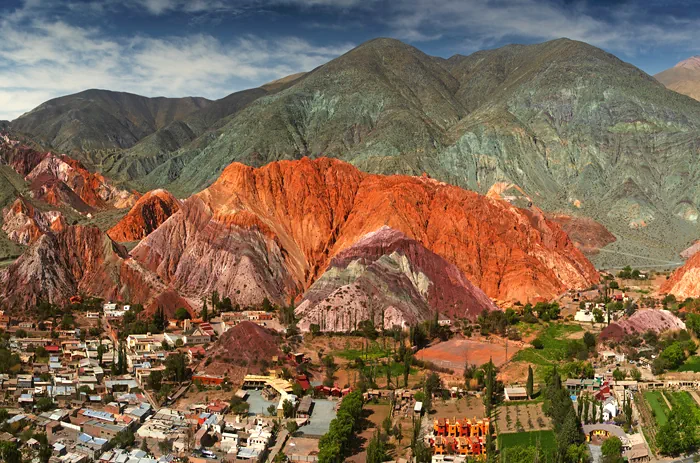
[133,157,598,315]
[107,189,180,242]
[662,251,700,298]
[2,197,65,245]
[0,225,155,309]
[296,227,497,332]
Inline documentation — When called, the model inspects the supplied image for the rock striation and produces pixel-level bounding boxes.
[662,251,700,298]
[0,225,155,309]
[2,197,65,245]
[107,189,180,242]
[296,227,497,332]
[600,309,686,341]
[133,157,597,319]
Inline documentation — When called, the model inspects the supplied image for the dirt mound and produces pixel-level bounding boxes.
[600,309,686,341]
[144,289,193,320]
[204,321,281,373]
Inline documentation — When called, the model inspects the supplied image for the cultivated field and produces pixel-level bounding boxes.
[498,430,556,458]
[497,402,551,434]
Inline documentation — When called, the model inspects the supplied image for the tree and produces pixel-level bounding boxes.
[35,433,52,463]
[593,308,605,324]
[657,406,699,455]
[601,436,623,463]
[286,420,299,435]
[282,399,295,418]
[97,342,108,366]
[148,370,163,392]
[175,307,191,321]
[366,430,388,463]
[201,299,209,322]
[36,397,55,412]
[403,352,412,387]
[583,332,596,351]
[612,368,626,381]
[526,365,534,399]
[310,323,321,336]
[531,338,544,349]
[0,441,21,463]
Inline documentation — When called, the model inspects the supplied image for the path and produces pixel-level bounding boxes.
[688,390,700,408]
[661,391,673,410]
[595,248,683,266]
[266,429,288,463]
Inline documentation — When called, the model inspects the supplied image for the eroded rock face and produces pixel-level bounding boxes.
[108,189,181,242]
[0,225,155,309]
[547,214,616,255]
[600,309,685,341]
[662,251,700,298]
[296,227,497,332]
[2,197,66,245]
[0,135,137,214]
[135,157,597,313]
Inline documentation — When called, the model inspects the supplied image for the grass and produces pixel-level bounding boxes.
[512,323,584,366]
[332,342,392,361]
[665,391,700,420]
[677,355,700,372]
[498,430,556,451]
[644,391,670,426]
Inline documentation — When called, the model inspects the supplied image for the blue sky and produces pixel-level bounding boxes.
[1,0,699,120]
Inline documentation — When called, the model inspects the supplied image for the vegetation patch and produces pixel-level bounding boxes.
[644,391,670,426]
[498,430,556,451]
[512,324,584,366]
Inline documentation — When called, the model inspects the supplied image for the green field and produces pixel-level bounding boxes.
[644,391,670,426]
[512,324,584,366]
[498,430,556,451]
[665,391,700,419]
[332,342,392,361]
[677,356,700,372]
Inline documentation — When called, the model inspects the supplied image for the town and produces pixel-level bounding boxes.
[0,269,698,463]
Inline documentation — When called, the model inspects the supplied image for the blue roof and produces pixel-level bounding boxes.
[82,409,114,420]
[7,414,26,423]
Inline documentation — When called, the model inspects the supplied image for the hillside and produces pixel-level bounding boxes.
[125,38,700,266]
[14,38,700,265]
[10,89,210,154]
[131,157,597,313]
[655,57,700,101]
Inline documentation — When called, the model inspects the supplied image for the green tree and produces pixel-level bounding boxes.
[175,307,191,321]
[286,420,299,435]
[148,370,163,392]
[526,365,534,399]
[201,299,209,322]
[0,441,21,463]
[366,430,387,463]
[601,436,623,463]
[657,406,699,455]
[612,368,626,381]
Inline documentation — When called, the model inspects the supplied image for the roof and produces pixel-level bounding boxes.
[582,424,628,441]
[505,387,528,395]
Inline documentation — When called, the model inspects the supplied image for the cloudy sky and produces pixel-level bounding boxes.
[1,0,699,120]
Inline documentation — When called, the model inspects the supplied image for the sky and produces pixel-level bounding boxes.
[1,0,700,120]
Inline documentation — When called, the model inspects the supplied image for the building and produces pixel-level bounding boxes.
[504,387,528,401]
[192,373,224,386]
[297,396,313,418]
[82,419,129,440]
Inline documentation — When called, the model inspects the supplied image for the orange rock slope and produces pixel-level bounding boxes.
[108,189,180,242]
[662,251,700,298]
[135,157,598,304]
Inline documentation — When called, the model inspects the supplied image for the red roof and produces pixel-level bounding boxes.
[45,345,60,352]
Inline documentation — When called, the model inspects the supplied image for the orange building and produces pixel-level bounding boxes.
[431,417,490,458]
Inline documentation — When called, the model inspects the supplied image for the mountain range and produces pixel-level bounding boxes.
[9,38,700,269]
[655,56,700,102]
[7,37,700,316]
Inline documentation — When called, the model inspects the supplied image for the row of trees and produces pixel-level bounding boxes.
[542,367,587,462]
[317,391,364,462]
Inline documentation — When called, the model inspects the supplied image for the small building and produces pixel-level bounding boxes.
[414,401,423,417]
[297,396,313,418]
[504,387,529,401]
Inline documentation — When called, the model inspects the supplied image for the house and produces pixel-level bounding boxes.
[297,396,313,418]
[504,387,529,401]
[192,373,224,385]
[574,309,595,323]
[187,346,206,363]
[602,397,619,421]
[184,326,212,345]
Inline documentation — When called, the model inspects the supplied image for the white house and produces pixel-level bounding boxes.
[602,397,619,421]
[574,309,594,323]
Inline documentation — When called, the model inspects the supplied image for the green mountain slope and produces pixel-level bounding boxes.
[14,38,700,266]
[11,89,211,154]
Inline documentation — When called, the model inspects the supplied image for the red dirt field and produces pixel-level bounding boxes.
[417,337,523,372]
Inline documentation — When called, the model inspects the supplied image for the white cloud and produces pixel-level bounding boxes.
[0,6,353,120]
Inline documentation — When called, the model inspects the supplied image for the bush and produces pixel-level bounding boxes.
[532,338,544,349]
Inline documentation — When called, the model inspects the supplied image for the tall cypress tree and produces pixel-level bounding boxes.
[526,365,534,399]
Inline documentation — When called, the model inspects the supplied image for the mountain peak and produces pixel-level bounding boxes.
[675,56,700,70]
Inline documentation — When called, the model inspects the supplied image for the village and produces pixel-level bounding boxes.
[0,268,699,463]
